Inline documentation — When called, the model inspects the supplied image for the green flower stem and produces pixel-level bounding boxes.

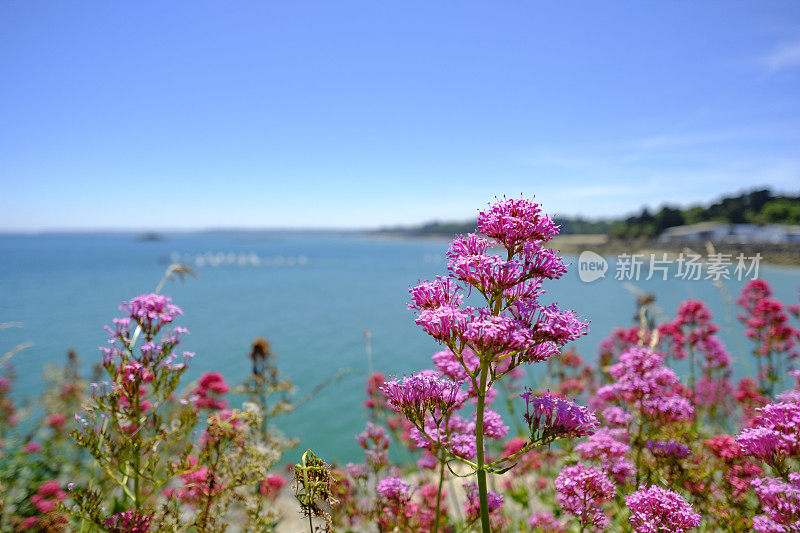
[433,453,446,533]
[133,381,142,509]
[475,360,491,533]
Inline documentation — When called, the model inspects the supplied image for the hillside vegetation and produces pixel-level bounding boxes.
[376,188,800,239]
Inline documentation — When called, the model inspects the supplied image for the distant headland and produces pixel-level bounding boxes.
[369,188,800,265]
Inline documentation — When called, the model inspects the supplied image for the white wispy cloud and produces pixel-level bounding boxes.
[517,141,800,217]
[635,129,755,150]
[760,39,800,72]
[521,124,797,167]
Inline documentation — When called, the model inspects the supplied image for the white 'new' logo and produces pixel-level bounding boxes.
[577,251,608,283]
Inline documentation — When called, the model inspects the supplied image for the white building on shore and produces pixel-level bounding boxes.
[659,222,800,244]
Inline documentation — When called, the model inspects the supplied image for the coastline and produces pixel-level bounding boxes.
[547,234,800,267]
[363,232,800,266]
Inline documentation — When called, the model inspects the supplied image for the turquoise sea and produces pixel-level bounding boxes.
[1,233,798,463]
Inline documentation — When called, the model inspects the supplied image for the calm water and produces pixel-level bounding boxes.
[1,233,798,463]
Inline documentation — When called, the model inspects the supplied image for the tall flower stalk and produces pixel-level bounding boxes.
[72,293,197,511]
[736,279,800,396]
[384,197,592,532]
[65,289,281,531]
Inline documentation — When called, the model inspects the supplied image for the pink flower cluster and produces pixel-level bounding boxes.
[408,276,464,311]
[601,406,632,428]
[704,434,742,462]
[192,371,229,410]
[415,305,585,363]
[737,401,800,469]
[0,374,18,427]
[380,372,466,424]
[30,480,66,514]
[477,409,510,439]
[659,300,733,411]
[356,422,391,468]
[376,476,411,501]
[751,474,800,532]
[116,361,154,415]
[646,439,691,459]
[738,280,800,357]
[625,485,701,533]
[410,197,587,365]
[372,476,448,531]
[575,428,635,483]
[97,294,194,402]
[528,511,568,533]
[258,474,287,500]
[597,347,694,423]
[555,463,615,529]
[737,279,800,395]
[120,294,182,338]
[45,413,66,431]
[658,300,723,361]
[364,371,388,411]
[23,441,42,453]
[165,456,226,505]
[522,390,598,444]
[476,196,559,251]
[103,510,152,532]
[446,242,563,296]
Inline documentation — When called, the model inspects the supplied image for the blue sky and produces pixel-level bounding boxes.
[1,1,799,230]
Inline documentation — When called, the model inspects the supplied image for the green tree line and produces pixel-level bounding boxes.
[375,188,799,239]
